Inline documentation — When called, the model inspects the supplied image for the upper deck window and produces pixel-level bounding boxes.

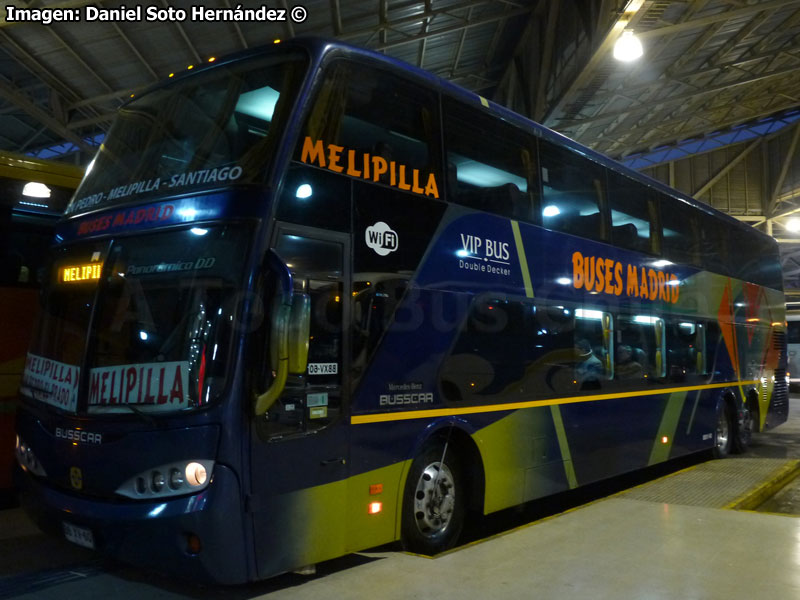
[296,60,441,199]
[661,199,700,267]
[538,138,606,243]
[606,171,660,255]
[443,97,539,221]
[68,49,308,216]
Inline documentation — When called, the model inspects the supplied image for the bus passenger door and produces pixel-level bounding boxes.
[250,228,350,578]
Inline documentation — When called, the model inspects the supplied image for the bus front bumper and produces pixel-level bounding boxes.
[17,463,250,585]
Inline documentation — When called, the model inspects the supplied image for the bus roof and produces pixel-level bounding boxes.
[123,36,771,245]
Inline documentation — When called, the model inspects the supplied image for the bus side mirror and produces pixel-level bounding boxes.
[254,251,293,417]
[255,296,290,416]
[288,293,310,374]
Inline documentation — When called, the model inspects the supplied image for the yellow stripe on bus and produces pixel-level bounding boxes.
[351,380,760,425]
[511,220,533,298]
[549,405,578,489]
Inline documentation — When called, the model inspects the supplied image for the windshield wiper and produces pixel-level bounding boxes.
[119,403,160,428]
[19,384,52,400]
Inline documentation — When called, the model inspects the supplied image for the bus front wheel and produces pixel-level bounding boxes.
[401,439,465,555]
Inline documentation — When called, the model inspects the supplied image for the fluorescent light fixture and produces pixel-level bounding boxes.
[235,86,279,122]
[651,259,673,268]
[22,182,51,198]
[787,218,800,233]
[454,158,528,192]
[633,315,659,324]
[613,31,643,62]
[295,184,312,199]
[543,205,561,217]
[576,309,603,320]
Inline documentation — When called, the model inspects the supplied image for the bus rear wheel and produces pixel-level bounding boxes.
[712,401,733,459]
[401,440,465,555]
[733,404,753,454]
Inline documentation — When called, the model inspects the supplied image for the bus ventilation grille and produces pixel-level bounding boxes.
[771,331,789,420]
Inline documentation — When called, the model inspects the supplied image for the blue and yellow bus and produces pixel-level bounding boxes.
[15,38,787,583]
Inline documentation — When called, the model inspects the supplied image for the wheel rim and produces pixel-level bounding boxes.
[716,408,730,451]
[741,409,753,439]
[412,461,456,538]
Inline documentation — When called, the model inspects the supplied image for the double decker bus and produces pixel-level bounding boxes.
[0,152,83,504]
[15,38,787,583]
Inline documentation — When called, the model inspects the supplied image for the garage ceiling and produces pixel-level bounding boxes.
[3,0,796,160]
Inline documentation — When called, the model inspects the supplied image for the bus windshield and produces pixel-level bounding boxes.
[22,225,250,415]
[68,49,308,215]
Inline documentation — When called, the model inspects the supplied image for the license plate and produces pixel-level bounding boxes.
[63,522,95,549]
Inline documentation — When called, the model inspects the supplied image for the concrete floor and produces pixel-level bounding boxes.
[2,401,800,599]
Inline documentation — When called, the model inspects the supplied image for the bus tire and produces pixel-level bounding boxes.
[401,439,465,555]
[732,403,753,454]
[712,401,733,459]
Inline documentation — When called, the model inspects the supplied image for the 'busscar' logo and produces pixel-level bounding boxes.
[379,392,434,406]
[56,427,102,444]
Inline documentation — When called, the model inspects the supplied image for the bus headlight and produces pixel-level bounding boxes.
[185,462,207,487]
[14,435,48,477]
[116,460,214,499]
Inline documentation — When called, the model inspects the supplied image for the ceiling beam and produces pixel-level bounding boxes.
[587,42,800,107]
[161,0,201,63]
[330,0,343,36]
[768,121,800,216]
[603,93,800,158]
[557,61,800,129]
[111,22,159,81]
[534,0,560,121]
[0,77,92,151]
[541,0,648,127]
[637,0,800,41]
[371,5,535,52]
[221,0,249,48]
[692,138,763,199]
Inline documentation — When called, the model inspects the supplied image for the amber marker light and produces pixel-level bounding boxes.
[661,436,669,444]
[187,65,194,70]
[208,57,216,63]
[369,502,382,515]
[169,73,175,78]
[273,39,281,44]
[369,484,383,495]
[186,533,202,555]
